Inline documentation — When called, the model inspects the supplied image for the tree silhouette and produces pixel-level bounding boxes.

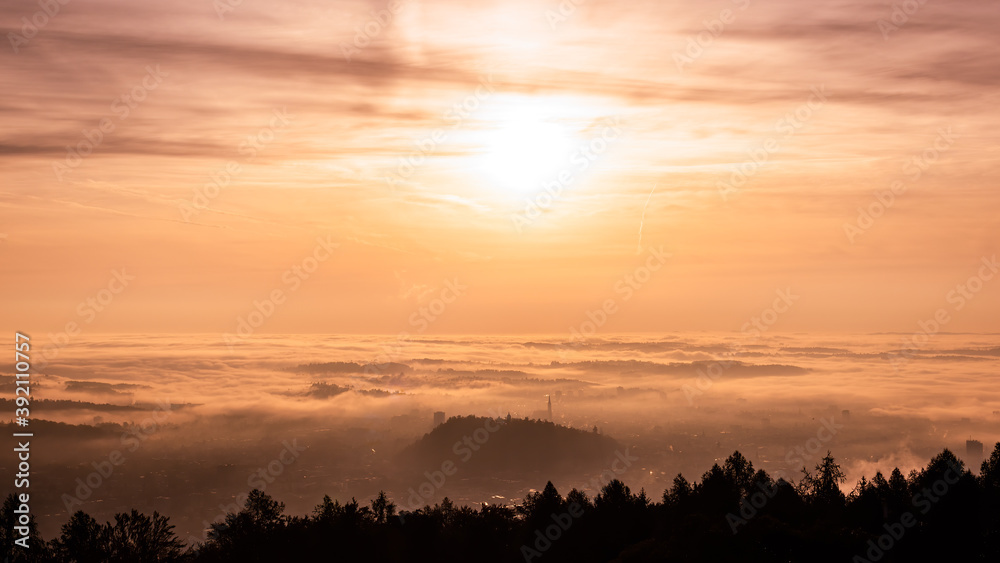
[18,447,1000,562]
[105,510,184,563]
[802,451,846,506]
[983,442,1000,491]
[371,490,396,524]
[723,450,755,497]
[983,442,1000,559]
[203,489,286,561]
[0,494,50,563]
[519,481,566,523]
[51,510,106,563]
[565,488,592,513]
[664,473,692,507]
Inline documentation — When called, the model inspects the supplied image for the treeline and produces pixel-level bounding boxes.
[4,444,1000,562]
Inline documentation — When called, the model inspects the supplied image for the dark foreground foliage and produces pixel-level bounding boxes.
[4,443,1000,562]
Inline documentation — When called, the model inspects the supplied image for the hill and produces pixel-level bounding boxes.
[397,415,621,479]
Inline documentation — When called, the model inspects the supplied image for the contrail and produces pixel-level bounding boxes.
[636,183,657,254]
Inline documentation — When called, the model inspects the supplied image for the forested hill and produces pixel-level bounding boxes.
[397,415,622,477]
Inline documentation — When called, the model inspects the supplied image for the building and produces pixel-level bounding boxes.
[433,411,445,427]
[967,439,984,472]
[531,396,554,421]
[968,439,984,457]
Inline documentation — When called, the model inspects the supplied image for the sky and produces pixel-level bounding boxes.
[2,0,999,336]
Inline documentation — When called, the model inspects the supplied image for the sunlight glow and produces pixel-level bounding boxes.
[476,113,575,194]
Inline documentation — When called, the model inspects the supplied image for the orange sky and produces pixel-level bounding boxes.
[1,0,999,337]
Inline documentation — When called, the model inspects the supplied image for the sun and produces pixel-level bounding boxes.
[477,115,575,194]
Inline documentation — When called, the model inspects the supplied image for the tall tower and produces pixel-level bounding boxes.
[547,395,552,421]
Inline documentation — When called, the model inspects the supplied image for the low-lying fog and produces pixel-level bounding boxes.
[3,332,998,544]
